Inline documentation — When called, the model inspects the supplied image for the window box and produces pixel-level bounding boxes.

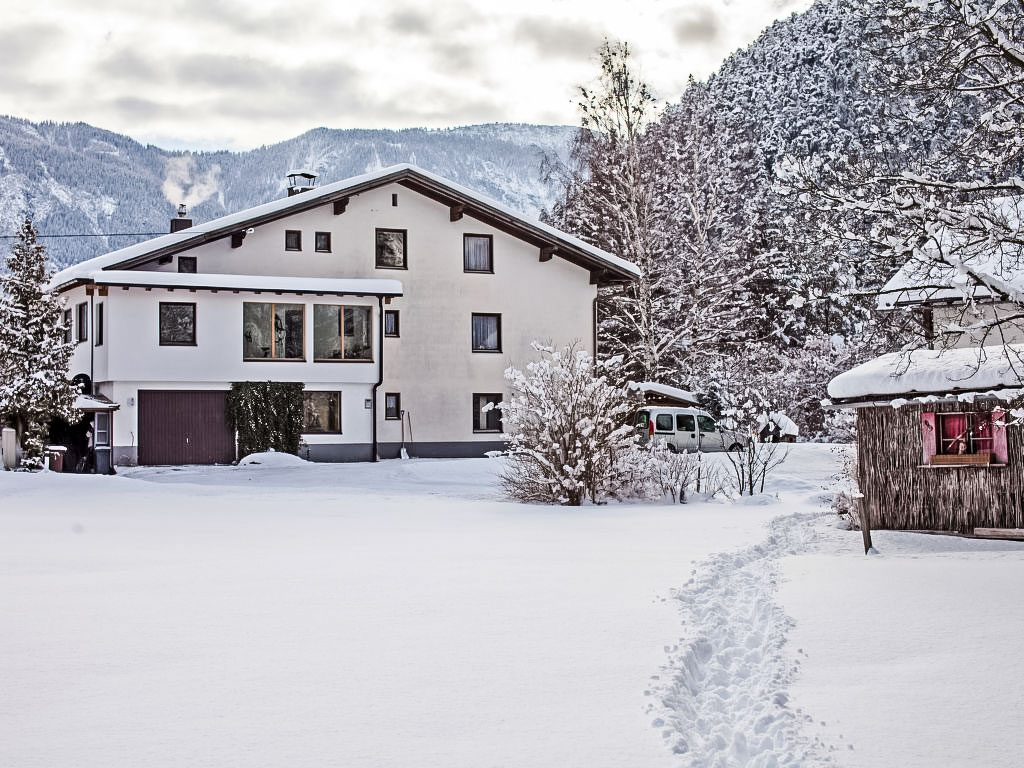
[473,393,502,432]
[303,391,341,434]
[375,228,407,269]
[315,232,331,253]
[159,302,196,346]
[313,304,372,361]
[285,230,302,251]
[242,302,304,360]
[384,309,400,338]
[471,313,501,352]
[464,234,493,273]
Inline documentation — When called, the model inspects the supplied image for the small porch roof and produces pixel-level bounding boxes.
[74,394,120,412]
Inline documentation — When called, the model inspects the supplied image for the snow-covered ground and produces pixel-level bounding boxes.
[2,445,1023,767]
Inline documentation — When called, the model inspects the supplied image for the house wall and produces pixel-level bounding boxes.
[66,182,599,462]
[932,302,1024,348]
[856,401,1024,532]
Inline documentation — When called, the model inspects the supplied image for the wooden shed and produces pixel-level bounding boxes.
[827,345,1024,533]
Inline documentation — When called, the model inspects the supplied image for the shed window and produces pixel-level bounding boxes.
[922,410,1008,464]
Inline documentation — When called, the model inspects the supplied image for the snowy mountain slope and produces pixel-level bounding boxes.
[0,117,576,269]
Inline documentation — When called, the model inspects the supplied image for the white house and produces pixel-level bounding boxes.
[50,164,639,466]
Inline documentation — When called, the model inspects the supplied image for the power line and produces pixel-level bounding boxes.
[0,232,172,239]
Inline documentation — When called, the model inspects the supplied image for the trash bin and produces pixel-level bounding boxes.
[95,446,113,475]
[46,445,67,473]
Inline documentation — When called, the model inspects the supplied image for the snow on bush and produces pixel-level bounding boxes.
[500,342,642,506]
[238,449,308,468]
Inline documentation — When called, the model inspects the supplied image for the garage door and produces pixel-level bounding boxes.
[138,390,236,465]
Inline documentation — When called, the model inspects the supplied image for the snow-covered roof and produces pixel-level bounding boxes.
[87,271,403,297]
[827,344,1024,405]
[74,394,120,411]
[50,164,640,289]
[628,381,700,405]
[755,411,799,435]
[877,197,1024,309]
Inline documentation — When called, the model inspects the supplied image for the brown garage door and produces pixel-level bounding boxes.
[138,390,235,465]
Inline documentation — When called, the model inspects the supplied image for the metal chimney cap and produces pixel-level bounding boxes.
[177,203,188,218]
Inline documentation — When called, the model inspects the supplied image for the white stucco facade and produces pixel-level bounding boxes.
[55,166,633,464]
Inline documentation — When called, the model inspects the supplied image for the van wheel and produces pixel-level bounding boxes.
[666,443,678,453]
[728,442,744,452]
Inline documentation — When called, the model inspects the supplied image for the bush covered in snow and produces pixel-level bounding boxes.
[226,381,304,457]
[500,342,641,506]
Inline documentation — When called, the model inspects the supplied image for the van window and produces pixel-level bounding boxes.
[655,414,674,432]
[635,411,650,429]
[697,415,717,432]
[677,414,695,432]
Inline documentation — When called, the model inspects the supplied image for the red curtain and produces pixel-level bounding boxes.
[941,414,968,454]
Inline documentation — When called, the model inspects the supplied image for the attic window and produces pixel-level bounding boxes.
[178,256,197,273]
[285,230,302,251]
[392,193,398,207]
[315,232,332,253]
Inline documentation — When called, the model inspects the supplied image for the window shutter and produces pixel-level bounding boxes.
[993,408,1009,464]
[921,412,937,464]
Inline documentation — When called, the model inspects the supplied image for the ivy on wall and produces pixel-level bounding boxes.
[226,381,304,457]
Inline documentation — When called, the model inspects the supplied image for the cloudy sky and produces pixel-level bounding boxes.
[2,0,813,151]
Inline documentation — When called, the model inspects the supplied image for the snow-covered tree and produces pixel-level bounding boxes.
[0,219,78,468]
[545,41,676,384]
[500,342,640,506]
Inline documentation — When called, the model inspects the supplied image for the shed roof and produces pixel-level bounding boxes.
[827,344,1024,407]
[50,164,640,290]
[628,381,700,406]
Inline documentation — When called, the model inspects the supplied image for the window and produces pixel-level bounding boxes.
[391,193,398,207]
[375,228,407,269]
[385,392,401,420]
[159,302,196,346]
[655,414,674,432]
[76,302,88,343]
[921,410,1008,465]
[178,256,197,273]
[677,414,695,432]
[95,303,104,347]
[303,391,341,434]
[285,230,302,251]
[94,412,110,447]
[63,308,72,344]
[315,231,331,252]
[384,309,400,338]
[697,415,717,432]
[313,304,372,361]
[471,313,501,352]
[473,393,502,432]
[464,234,493,273]
[242,302,303,359]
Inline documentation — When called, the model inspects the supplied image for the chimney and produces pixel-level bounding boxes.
[170,203,192,233]
[287,169,318,196]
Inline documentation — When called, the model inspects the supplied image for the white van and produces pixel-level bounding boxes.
[634,407,748,453]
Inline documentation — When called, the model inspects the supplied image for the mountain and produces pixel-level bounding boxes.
[0,117,576,269]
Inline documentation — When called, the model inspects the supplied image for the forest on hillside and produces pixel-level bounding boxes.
[546,0,1023,438]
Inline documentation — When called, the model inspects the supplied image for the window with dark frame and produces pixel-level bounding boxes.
[315,231,332,252]
[391,193,398,207]
[385,392,401,420]
[242,302,304,359]
[312,304,372,361]
[473,393,502,433]
[177,256,197,273]
[285,230,302,251]
[375,228,407,269]
[63,308,72,344]
[303,391,342,434]
[384,309,400,338]
[921,410,1009,465]
[936,412,994,456]
[464,234,493,273]
[471,313,501,352]
[95,303,104,346]
[76,302,88,343]
[159,302,196,346]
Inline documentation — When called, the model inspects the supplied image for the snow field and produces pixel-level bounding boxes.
[0,456,784,768]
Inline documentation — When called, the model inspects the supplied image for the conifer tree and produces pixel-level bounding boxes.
[0,219,78,468]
